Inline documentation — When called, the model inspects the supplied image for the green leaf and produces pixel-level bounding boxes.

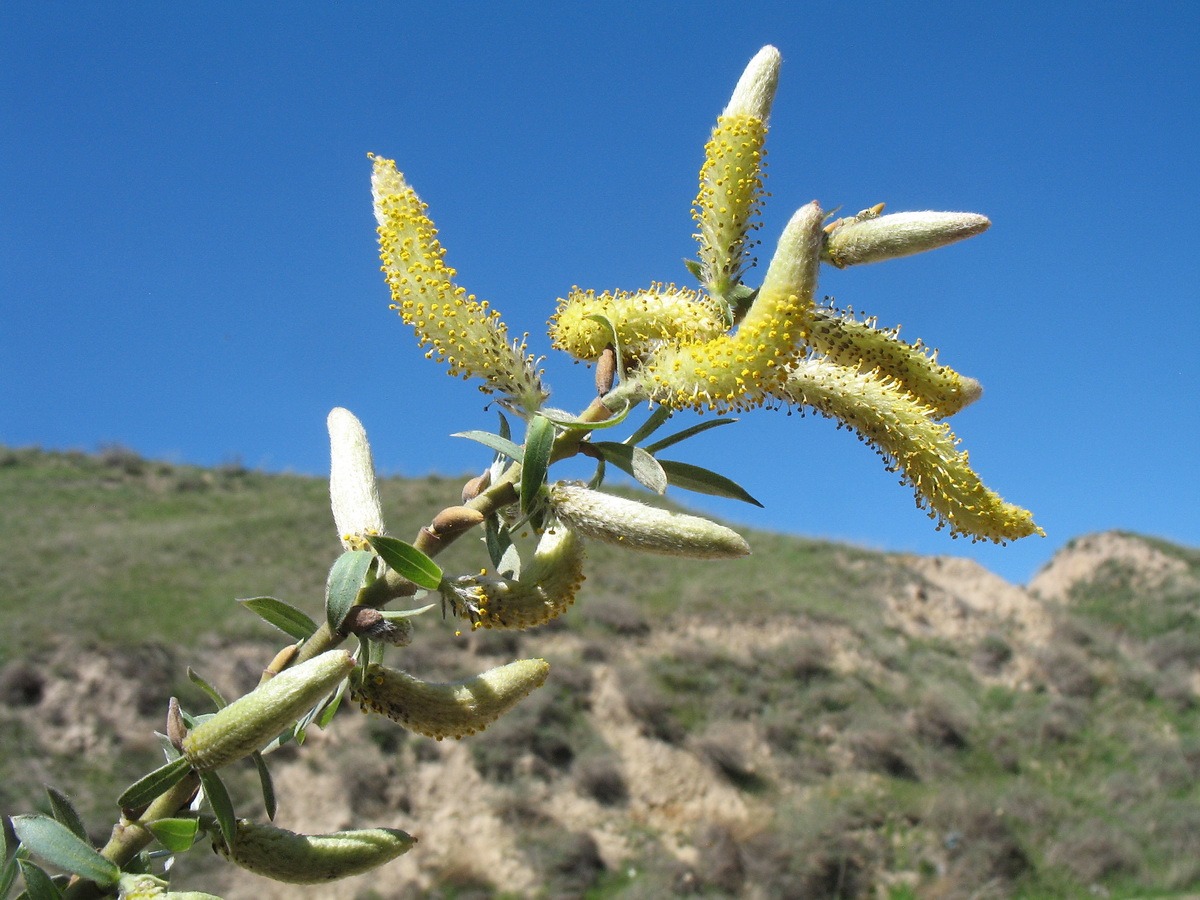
[658,459,763,506]
[451,430,523,463]
[325,549,376,632]
[624,405,673,447]
[497,410,511,441]
[251,753,277,821]
[117,756,192,810]
[520,414,555,516]
[15,861,61,900]
[365,536,442,591]
[682,257,704,283]
[540,403,632,431]
[589,442,667,494]
[146,818,199,853]
[587,457,606,490]
[43,788,87,843]
[484,516,512,570]
[314,689,343,729]
[10,816,118,888]
[198,771,236,849]
[187,668,227,710]
[238,596,318,641]
[644,417,737,454]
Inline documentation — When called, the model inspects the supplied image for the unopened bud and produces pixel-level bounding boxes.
[183,651,355,771]
[352,658,549,740]
[595,346,617,395]
[549,482,750,559]
[823,211,990,268]
[341,607,413,646]
[212,820,415,884]
[462,470,491,503]
[430,505,486,538]
[328,408,385,550]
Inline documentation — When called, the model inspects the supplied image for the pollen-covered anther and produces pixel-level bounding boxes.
[351,658,550,740]
[549,482,750,559]
[445,525,587,630]
[638,201,825,413]
[371,156,546,410]
[549,284,725,362]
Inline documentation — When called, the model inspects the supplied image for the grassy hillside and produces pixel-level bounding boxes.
[2,447,1199,899]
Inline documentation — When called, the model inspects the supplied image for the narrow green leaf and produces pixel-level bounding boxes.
[10,817,118,887]
[365,536,442,591]
[644,417,737,454]
[682,257,704,283]
[238,596,318,641]
[587,457,606,490]
[451,430,523,463]
[631,447,667,494]
[314,690,343,729]
[146,818,199,853]
[658,459,763,507]
[589,442,667,493]
[117,756,192,810]
[540,403,632,431]
[484,516,512,570]
[520,415,555,516]
[1,852,19,900]
[198,771,235,849]
[186,668,227,710]
[43,789,87,843]
[325,549,375,633]
[15,861,61,900]
[251,753,277,821]
[497,410,511,442]
[624,405,672,447]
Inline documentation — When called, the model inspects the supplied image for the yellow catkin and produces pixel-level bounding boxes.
[804,308,982,418]
[637,202,825,413]
[549,284,726,362]
[370,156,545,410]
[213,820,415,884]
[449,525,587,630]
[693,114,768,299]
[351,658,550,740]
[774,357,1042,543]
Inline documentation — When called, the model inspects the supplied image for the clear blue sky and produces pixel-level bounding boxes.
[3,2,1197,584]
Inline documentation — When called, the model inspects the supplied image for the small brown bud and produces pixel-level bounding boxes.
[431,505,487,538]
[342,607,414,647]
[167,697,186,751]
[461,469,491,502]
[595,345,617,395]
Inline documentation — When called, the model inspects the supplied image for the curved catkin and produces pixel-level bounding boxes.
[351,658,550,740]
[448,525,586,630]
[214,820,415,884]
[549,482,750,559]
[371,155,545,410]
[549,285,726,362]
[775,357,1041,543]
[637,202,825,413]
[805,308,982,418]
[183,651,355,772]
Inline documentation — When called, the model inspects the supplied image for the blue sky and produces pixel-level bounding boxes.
[3,2,1197,584]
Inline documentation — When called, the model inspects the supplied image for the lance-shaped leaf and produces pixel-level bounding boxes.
[658,459,762,506]
[588,441,667,494]
[146,818,200,853]
[44,788,87,843]
[11,816,119,888]
[16,860,61,900]
[325,550,375,633]
[117,756,193,810]
[643,417,737,454]
[452,430,524,463]
[238,596,318,641]
[365,536,442,592]
[199,770,236,849]
[520,414,555,517]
